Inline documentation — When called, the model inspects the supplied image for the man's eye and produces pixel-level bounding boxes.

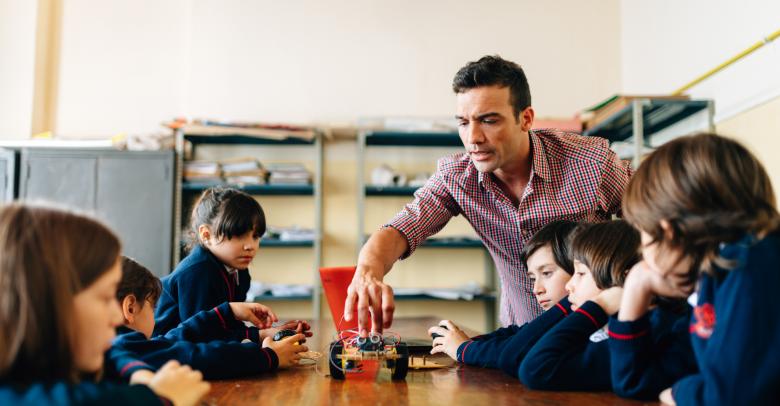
[542,271,552,278]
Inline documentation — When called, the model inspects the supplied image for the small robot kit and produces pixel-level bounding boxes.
[328,331,409,380]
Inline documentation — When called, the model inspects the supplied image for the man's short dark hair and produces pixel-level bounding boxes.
[117,256,162,308]
[452,55,532,118]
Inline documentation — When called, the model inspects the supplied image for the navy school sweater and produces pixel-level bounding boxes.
[114,302,279,380]
[456,297,572,376]
[519,300,611,391]
[671,233,780,406]
[607,301,696,400]
[0,381,164,406]
[1,350,164,405]
[153,244,255,338]
[520,299,696,393]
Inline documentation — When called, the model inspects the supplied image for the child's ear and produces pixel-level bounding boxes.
[659,219,675,241]
[122,294,138,323]
[198,224,211,245]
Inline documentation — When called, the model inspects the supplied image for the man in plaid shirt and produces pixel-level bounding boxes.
[345,55,632,335]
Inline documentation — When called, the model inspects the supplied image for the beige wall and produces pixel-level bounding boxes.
[50,0,621,136]
[717,95,780,204]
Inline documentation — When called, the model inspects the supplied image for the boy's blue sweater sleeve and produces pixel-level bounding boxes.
[133,339,278,380]
[519,300,611,391]
[672,239,780,406]
[103,347,156,383]
[0,382,165,406]
[456,297,571,372]
[608,307,696,400]
[166,302,260,343]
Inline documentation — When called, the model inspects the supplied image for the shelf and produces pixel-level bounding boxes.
[364,131,462,147]
[582,99,710,143]
[251,294,313,302]
[365,185,419,196]
[184,134,315,146]
[261,238,314,248]
[363,235,484,248]
[395,292,497,302]
[182,182,313,195]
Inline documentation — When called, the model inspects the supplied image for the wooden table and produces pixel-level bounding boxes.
[205,317,651,405]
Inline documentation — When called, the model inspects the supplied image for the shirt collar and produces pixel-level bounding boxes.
[224,264,238,275]
[529,130,550,182]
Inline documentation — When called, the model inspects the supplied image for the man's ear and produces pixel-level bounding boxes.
[519,106,535,132]
[198,224,211,245]
[122,294,138,323]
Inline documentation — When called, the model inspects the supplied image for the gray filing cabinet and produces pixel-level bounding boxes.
[19,149,175,277]
[0,149,18,204]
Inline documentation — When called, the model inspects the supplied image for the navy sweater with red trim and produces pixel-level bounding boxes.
[456,297,572,376]
[153,244,257,339]
[519,300,612,391]
[520,299,695,393]
[114,302,279,379]
[104,347,157,382]
[0,381,164,406]
[1,350,164,405]
[608,302,696,400]
[671,233,780,406]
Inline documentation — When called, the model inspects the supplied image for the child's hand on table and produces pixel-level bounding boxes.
[428,320,469,360]
[229,302,278,329]
[147,360,211,406]
[260,320,314,342]
[262,333,309,368]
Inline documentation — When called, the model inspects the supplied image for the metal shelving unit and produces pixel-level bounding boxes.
[173,129,323,320]
[583,98,715,167]
[357,130,498,330]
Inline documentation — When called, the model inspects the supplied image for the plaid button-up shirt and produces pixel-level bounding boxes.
[387,129,633,326]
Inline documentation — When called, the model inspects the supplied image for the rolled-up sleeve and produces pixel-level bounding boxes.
[385,167,460,259]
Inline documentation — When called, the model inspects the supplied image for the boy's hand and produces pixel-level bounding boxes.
[129,369,154,385]
[428,320,469,360]
[229,302,278,329]
[147,360,211,406]
[262,334,308,368]
[260,320,314,342]
[659,387,676,405]
[634,260,695,298]
[592,286,624,315]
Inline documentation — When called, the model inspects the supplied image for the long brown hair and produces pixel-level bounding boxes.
[0,204,121,384]
[570,220,641,289]
[623,132,780,275]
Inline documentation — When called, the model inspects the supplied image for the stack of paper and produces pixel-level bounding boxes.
[221,157,267,185]
[184,161,221,183]
[266,163,311,185]
[246,281,312,300]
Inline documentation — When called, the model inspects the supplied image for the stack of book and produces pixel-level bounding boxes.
[221,157,267,185]
[581,94,690,130]
[266,163,311,185]
[183,161,221,183]
[165,118,317,142]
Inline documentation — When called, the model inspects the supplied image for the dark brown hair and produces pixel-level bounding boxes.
[0,204,121,384]
[188,187,266,250]
[522,220,579,275]
[452,55,532,118]
[623,132,779,275]
[570,220,641,289]
[118,257,162,308]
